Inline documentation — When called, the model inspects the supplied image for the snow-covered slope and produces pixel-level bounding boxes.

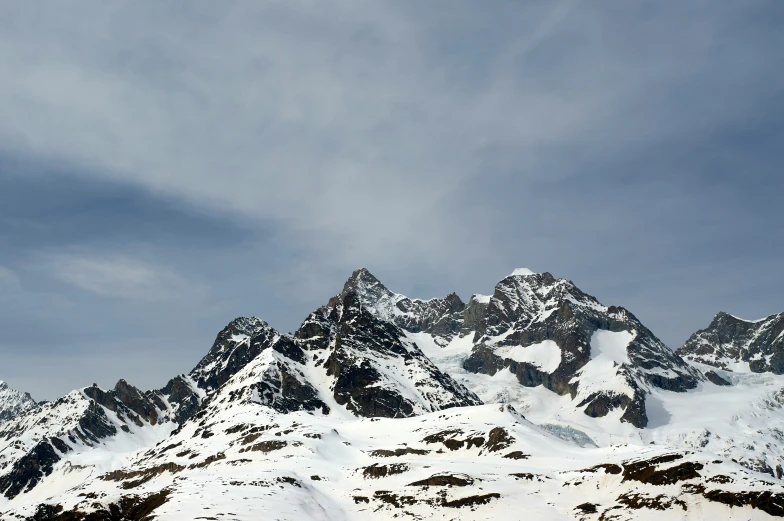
[678,311,784,374]
[0,383,174,502]
[2,267,784,520]
[0,381,37,423]
[5,400,784,520]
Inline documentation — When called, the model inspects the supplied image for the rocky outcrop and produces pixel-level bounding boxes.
[153,375,201,425]
[677,311,784,373]
[83,380,160,426]
[461,295,490,335]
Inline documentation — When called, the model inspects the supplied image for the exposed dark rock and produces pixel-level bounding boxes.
[621,454,703,485]
[422,428,464,445]
[189,452,226,469]
[503,451,530,460]
[580,463,622,475]
[156,375,201,425]
[702,489,784,517]
[579,388,649,428]
[575,502,598,513]
[485,427,514,453]
[26,489,171,521]
[408,473,474,487]
[369,447,430,457]
[50,437,71,454]
[102,463,184,489]
[461,296,489,335]
[704,370,732,386]
[77,401,117,442]
[362,463,409,479]
[326,345,415,418]
[239,440,287,454]
[373,490,418,508]
[510,472,548,482]
[253,360,328,415]
[616,492,687,511]
[442,493,500,508]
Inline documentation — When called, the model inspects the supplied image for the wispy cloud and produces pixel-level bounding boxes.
[0,265,22,293]
[43,254,196,301]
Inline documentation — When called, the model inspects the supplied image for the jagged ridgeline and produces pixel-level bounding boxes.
[1,268,784,520]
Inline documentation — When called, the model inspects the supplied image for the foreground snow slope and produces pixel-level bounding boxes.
[4,400,783,520]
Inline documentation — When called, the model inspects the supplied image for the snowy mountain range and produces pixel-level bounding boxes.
[1,268,784,520]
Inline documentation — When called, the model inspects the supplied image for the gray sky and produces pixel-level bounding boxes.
[1,1,782,400]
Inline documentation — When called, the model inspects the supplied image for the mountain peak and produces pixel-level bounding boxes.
[679,310,784,373]
[342,267,389,295]
[713,311,771,324]
[510,267,537,277]
[713,311,744,322]
[0,379,38,422]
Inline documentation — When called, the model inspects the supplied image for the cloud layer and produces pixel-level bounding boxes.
[0,1,782,399]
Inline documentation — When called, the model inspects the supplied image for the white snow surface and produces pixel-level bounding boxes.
[590,330,633,366]
[4,393,781,521]
[494,340,562,373]
[729,314,767,323]
[471,293,491,304]
[510,267,537,276]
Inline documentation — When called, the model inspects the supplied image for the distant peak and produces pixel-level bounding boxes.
[444,292,462,303]
[511,268,537,277]
[342,268,389,296]
[715,311,769,324]
[347,267,380,283]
